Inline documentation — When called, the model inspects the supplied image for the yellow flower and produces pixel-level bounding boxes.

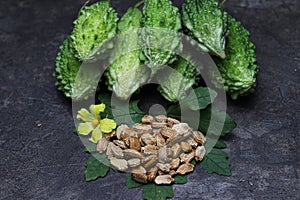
[77,104,116,143]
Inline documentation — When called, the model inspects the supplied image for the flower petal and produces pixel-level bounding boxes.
[99,118,117,133]
[78,122,93,136]
[77,108,94,122]
[89,104,106,117]
[89,125,102,143]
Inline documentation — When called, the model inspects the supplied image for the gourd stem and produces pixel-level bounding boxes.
[134,1,144,8]
[220,0,227,7]
[78,0,91,18]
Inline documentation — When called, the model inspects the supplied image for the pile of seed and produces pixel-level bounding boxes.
[96,115,206,185]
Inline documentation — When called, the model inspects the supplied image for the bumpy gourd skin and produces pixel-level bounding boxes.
[141,0,182,76]
[157,57,200,102]
[105,7,150,100]
[182,0,227,58]
[54,37,81,98]
[71,1,118,61]
[213,15,258,99]
[54,37,99,101]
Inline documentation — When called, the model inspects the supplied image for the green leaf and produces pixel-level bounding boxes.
[214,140,227,149]
[98,93,113,119]
[183,87,217,110]
[166,87,217,119]
[167,97,236,137]
[98,93,146,126]
[143,183,174,200]
[108,99,145,126]
[126,174,142,188]
[128,100,146,124]
[84,143,97,153]
[167,107,201,130]
[166,104,181,120]
[166,105,197,125]
[190,159,197,166]
[173,175,187,184]
[73,127,78,135]
[85,154,110,181]
[200,148,231,176]
[98,93,112,107]
[199,106,237,136]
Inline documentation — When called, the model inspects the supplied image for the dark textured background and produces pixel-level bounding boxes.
[0,0,299,199]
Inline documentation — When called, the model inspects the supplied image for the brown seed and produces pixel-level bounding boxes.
[113,140,127,149]
[133,123,153,134]
[180,141,192,153]
[106,142,123,159]
[170,158,180,170]
[131,166,147,184]
[176,163,194,175]
[123,149,144,159]
[156,163,171,173]
[141,145,159,155]
[158,146,168,163]
[110,157,128,171]
[141,133,156,146]
[128,158,141,168]
[155,115,167,123]
[195,146,206,161]
[123,137,130,147]
[154,175,174,185]
[111,115,206,182]
[147,167,158,182]
[166,148,173,162]
[105,130,116,139]
[139,137,145,147]
[158,169,166,175]
[186,137,198,148]
[152,128,161,135]
[169,170,176,176]
[111,143,124,158]
[167,133,191,146]
[143,157,157,169]
[167,117,180,127]
[172,123,192,136]
[106,144,114,159]
[154,133,166,147]
[192,131,206,145]
[142,155,156,163]
[171,143,181,158]
[160,127,178,139]
[180,151,194,163]
[142,115,154,124]
[97,138,109,153]
[151,122,168,129]
[121,128,138,139]
[129,136,141,151]
[116,124,129,139]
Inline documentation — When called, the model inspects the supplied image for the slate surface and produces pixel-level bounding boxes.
[0,0,299,199]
